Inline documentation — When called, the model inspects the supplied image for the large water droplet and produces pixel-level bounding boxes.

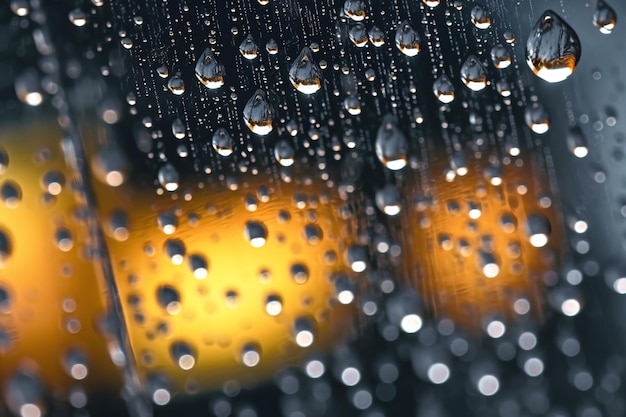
[212,128,235,156]
[349,24,369,47]
[593,1,617,34]
[158,163,180,191]
[470,5,492,29]
[461,55,488,91]
[239,35,259,60]
[375,115,408,170]
[395,21,421,57]
[433,74,455,103]
[343,0,366,21]
[195,48,225,89]
[289,47,322,94]
[243,89,274,135]
[526,10,581,83]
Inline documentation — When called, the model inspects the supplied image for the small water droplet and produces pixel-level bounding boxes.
[241,343,262,367]
[524,214,552,247]
[433,74,455,103]
[266,38,279,54]
[10,0,30,16]
[423,0,440,8]
[490,45,512,69]
[158,163,180,191]
[245,221,268,248]
[211,128,235,157]
[164,239,186,265]
[376,184,402,216]
[368,26,385,46]
[1,181,21,208]
[68,9,87,27]
[526,10,581,83]
[289,47,322,94]
[395,21,421,57]
[593,1,617,34]
[525,103,550,134]
[167,73,186,95]
[293,318,315,347]
[195,48,225,89]
[157,285,181,314]
[243,90,274,135]
[274,140,295,166]
[15,69,44,106]
[63,349,89,380]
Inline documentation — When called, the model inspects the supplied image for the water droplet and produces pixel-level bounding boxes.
[55,228,73,252]
[346,245,368,272]
[164,239,186,265]
[1,181,21,208]
[470,5,492,29]
[526,10,581,83]
[243,90,274,135]
[241,343,261,367]
[289,47,322,94]
[375,115,408,170]
[423,0,440,8]
[239,35,259,60]
[524,214,552,247]
[157,285,181,314]
[189,254,208,279]
[63,349,89,380]
[274,140,295,167]
[10,0,30,16]
[195,48,225,89]
[433,74,455,103]
[68,9,87,27]
[395,21,421,57]
[212,128,235,156]
[343,0,366,21]
[3,370,44,417]
[376,184,402,216]
[0,148,8,174]
[593,1,617,34]
[349,24,369,47]
[15,69,44,106]
[496,79,512,97]
[567,126,588,158]
[461,55,488,91]
[0,229,11,267]
[368,26,385,46]
[157,212,178,235]
[293,318,315,347]
[245,221,268,248]
[120,38,133,49]
[266,38,279,54]
[158,163,180,191]
[265,295,283,316]
[490,45,512,69]
[156,65,169,78]
[170,342,196,370]
[290,263,309,284]
[170,118,186,139]
[525,103,550,134]
[167,73,185,95]
[344,96,362,115]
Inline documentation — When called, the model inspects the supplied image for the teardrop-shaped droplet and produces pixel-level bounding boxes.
[243,89,274,135]
[376,184,402,216]
[344,96,362,115]
[524,103,550,134]
[274,140,295,167]
[171,118,186,139]
[375,115,408,170]
[15,69,44,106]
[194,48,225,89]
[212,128,235,156]
[10,0,30,16]
[158,163,180,191]
[349,24,369,47]
[266,38,279,54]
[433,74,455,103]
[167,73,185,95]
[395,21,421,57]
[490,45,512,69]
[593,1,617,34]
[239,34,259,60]
[461,55,488,91]
[343,0,366,21]
[526,10,581,83]
[368,25,385,46]
[68,9,87,27]
[289,47,322,94]
[470,5,492,29]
